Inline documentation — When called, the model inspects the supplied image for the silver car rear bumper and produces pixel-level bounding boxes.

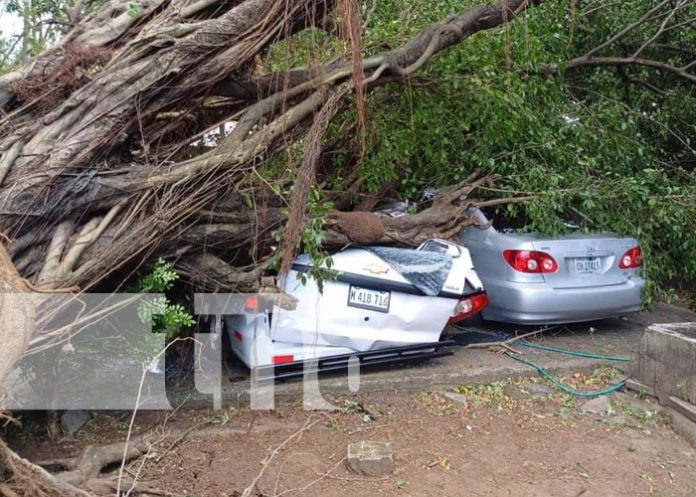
[481,276,645,325]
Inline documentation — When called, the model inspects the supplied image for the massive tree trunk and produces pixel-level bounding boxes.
[0,0,541,294]
[0,243,43,496]
[0,242,33,401]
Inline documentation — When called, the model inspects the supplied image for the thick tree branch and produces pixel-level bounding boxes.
[541,56,696,84]
[0,0,544,296]
[585,0,671,58]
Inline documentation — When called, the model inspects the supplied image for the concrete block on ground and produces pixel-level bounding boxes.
[643,326,696,366]
[347,441,394,476]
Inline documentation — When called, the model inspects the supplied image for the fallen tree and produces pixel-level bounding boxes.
[0,0,541,293]
[0,0,542,494]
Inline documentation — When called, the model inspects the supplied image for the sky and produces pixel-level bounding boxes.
[0,2,22,38]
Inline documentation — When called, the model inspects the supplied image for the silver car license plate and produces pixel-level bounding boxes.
[574,257,601,274]
[347,286,390,312]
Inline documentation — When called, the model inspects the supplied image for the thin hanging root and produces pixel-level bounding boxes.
[36,221,75,286]
[21,279,80,293]
[60,202,124,278]
[0,142,20,187]
[338,0,366,149]
[278,84,351,280]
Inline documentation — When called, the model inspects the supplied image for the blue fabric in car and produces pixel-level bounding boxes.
[364,246,452,296]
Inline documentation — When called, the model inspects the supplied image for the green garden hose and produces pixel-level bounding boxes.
[504,351,627,398]
[517,341,632,363]
[453,326,633,397]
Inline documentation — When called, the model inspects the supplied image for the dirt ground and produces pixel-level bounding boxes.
[7,369,696,497]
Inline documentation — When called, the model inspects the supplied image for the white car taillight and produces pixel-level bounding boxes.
[273,355,295,365]
[449,293,489,324]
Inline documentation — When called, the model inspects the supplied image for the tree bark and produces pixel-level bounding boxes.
[0,242,34,400]
[0,0,540,290]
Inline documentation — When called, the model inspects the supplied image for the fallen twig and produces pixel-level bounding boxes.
[456,327,555,350]
[116,337,198,496]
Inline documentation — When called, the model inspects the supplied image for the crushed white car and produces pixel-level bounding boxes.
[224,239,487,370]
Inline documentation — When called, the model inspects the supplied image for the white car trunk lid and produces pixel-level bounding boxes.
[271,242,483,351]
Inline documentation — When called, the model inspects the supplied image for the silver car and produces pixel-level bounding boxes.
[458,208,644,324]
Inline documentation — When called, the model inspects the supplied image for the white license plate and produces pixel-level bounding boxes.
[347,286,391,313]
[574,257,601,274]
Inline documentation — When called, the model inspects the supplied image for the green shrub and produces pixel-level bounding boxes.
[131,258,195,337]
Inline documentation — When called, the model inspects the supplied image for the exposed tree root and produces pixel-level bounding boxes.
[0,438,93,497]
[1,429,195,496]
[53,439,151,487]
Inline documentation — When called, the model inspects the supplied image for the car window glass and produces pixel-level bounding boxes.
[480,207,530,233]
[419,239,459,256]
[480,206,594,234]
[559,208,594,231]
